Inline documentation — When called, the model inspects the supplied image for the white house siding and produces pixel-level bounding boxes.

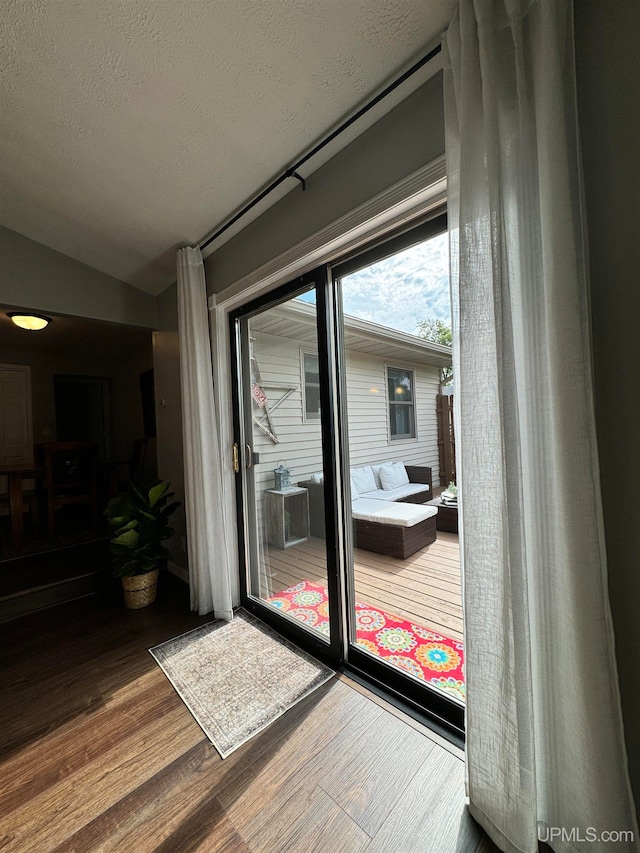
[249,331,322,504]
[249,329,441,507]
[344,349,440,474]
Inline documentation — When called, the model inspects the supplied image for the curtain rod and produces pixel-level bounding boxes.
[199,42,442,252]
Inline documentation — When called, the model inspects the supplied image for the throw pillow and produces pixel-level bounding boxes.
[350,465,377,495]
[379,461,410,490]
[371,461,393,490]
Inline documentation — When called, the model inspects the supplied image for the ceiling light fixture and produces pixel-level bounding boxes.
[8,312,51,331]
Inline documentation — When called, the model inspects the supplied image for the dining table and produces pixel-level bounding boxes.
[0,464,45,548]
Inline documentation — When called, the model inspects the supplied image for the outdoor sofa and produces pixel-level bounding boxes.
[298,461,437,560]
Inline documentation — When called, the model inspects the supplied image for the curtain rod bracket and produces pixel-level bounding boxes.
[286,169,306,191]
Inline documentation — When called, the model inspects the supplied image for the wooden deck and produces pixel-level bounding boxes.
[263,531,463,643]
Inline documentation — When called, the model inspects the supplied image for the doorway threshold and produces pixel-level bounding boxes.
[339,664,465,754]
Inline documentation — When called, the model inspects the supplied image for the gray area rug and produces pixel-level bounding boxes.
[149,608,334,758]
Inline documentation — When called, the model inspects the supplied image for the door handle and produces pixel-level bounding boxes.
[232,443,239,473]
[245,444,253,469]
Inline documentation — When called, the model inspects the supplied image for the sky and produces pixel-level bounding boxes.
[298,231,450,336]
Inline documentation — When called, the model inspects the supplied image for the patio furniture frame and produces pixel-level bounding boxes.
[354,513,437,560]
[299,464,436,558]
[299,464,433,539]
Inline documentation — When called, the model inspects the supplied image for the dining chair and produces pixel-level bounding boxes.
[39,442,100,536]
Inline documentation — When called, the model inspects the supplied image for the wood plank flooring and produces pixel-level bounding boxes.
[0,581,495,853]
[264,531,463,641]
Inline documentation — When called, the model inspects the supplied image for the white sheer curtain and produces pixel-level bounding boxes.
[443,2,638,852]
[176,246,233,620]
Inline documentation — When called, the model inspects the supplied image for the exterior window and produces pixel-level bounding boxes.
[387,366,416,439]
[303,351,321,420]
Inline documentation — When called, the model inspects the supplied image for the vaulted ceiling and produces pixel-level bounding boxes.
[0,1,455,296]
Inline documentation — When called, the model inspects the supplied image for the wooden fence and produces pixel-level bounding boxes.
[436,393,456,487]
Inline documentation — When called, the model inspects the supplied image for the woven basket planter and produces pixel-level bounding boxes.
[121,569,159,609]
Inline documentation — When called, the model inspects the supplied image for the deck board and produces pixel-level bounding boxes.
[262,531,463,642]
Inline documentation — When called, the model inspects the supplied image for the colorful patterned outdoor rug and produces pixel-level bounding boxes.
[269,581,465,702]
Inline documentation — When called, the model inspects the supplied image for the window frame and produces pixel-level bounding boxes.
[386,363,417,442]
[301,348,321,422]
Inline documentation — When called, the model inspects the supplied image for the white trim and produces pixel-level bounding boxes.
[210,158,447,605]
[386,363,418,443]
[214,156,446,309]
[168,561,189,584]
[208,292,240,605]
[198,47,444,259]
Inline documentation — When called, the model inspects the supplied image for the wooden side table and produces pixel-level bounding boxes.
[425,497,458,534]
[265,487,310,549]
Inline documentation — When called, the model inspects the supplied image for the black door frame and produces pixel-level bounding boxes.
[229,267,346,669]
[229,215,464,744]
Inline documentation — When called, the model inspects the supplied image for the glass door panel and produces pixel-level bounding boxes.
[234,284,333,645]
[334,215,466,709]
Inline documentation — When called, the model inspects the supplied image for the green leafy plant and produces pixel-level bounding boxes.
[446,481,457,496]
[417,317,453,386]
[104,480,180,577]
[416,317,452,347]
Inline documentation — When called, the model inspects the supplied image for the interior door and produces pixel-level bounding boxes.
[54,375,111,462]
[230,268,345,664]
[0,364,33,467]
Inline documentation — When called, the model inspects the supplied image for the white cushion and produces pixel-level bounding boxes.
[309,471,324,483]
[370,461,393,489]
[379,461,410,490]
[350,478,360,501]
[350,465,376,495]
[359,483,430,502]
[359,489,389,501]
[351,498,437,528]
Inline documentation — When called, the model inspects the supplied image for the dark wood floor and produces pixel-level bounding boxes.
[0,580,496,853]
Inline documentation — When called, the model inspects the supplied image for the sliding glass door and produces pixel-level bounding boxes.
[333,214,465,730]
[230,215,464,739]
[229,269,345,663]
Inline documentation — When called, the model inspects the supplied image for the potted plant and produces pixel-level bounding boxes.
[441,481,458,504]
[104,480,180,609]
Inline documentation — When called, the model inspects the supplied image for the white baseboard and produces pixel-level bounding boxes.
[168,561,189,584]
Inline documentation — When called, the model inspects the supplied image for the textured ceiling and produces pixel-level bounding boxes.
[0,1,455,295]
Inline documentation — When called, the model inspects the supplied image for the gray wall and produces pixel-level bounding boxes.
[0,226,157,328]
[155,74,446,571]
[153,283,188,570]
[204,72,445,293]
[575,0,640,806]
